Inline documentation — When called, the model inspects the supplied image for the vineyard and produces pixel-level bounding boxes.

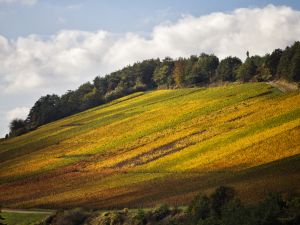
[0,83,299,209]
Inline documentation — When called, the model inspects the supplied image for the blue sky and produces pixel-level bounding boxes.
[1,0,300,137]
[1,0,300,39]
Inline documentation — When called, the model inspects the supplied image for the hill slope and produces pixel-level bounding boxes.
[0,83,300,209]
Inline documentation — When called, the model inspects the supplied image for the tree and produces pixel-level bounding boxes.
[216,57,242,81]
[197,54,219,83]
[76,82,98,111]
[9,118,26,132]
[265,49,283,76]
[236,57,257,82]
[26,94,60,128]
[290,48,300,81]
[252,193,285,225]
[183,55,199,86]
[188,194,210,224]
[256,64,272,81]
[277,41,300,81]
[134,59,159,89]
[220,199,250,225]
[94,76,108,96]
[9,118,27,137]
[153,64,172,87]
[58,90,77,117]
[172,58,186,87]
[210,186,235,218]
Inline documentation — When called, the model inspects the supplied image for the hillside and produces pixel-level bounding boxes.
[8,42,300,139]
[0,83,300,209]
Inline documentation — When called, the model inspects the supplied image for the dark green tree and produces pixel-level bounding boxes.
[9,118,26,132]
[153,62,173,88]
[210,186,235,218]
[220,199,251,225]
[134,59,159,89]
[93,76,108,96]
[290,48,300,81]
[265,49,283,76]
[27,94,60,128]
[216,57,242,81]
[58,90,78,117]
[277,41,300,81]
[252,193,285,225]
[9,118,27,137]
[197,54,219,83]
[236,57,257,82]
[251,55,266,68]
[188,194,210,224]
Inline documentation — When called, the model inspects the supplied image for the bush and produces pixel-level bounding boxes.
[188,194,210,224]
[133,209,147,225]
[109,211,123,225]
[153,204,170,221]
[220,199,251,225]
[252,193,285,225]
[49,208,90,225]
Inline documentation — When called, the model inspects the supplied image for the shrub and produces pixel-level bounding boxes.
[252,193,285,225]
[188,194,210,224]
[153,204,170,221]
[220,199,251,225]
[133,209,147,225]
[109,211,123,225]
[49,208,89,225]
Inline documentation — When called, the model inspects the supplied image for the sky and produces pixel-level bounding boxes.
[1,0,300,137]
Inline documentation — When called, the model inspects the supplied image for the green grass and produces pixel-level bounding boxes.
[1,212,51,225]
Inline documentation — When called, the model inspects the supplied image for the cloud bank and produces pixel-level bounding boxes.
[1,4,300,136]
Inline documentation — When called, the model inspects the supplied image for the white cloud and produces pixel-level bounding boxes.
[1,4,300,136]
[6,107,29,121]
[0,0,37,5]
[0,30,110,93]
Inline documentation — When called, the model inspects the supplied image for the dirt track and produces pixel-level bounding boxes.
[268,81,299,93]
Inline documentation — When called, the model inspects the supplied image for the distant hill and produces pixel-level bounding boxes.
[0,83,299,209]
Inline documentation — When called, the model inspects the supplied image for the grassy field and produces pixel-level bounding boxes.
[1,211,52,225]
[0,83,299,209]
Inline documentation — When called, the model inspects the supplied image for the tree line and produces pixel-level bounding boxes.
[6,186,298,225]
[7,41,300,138]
